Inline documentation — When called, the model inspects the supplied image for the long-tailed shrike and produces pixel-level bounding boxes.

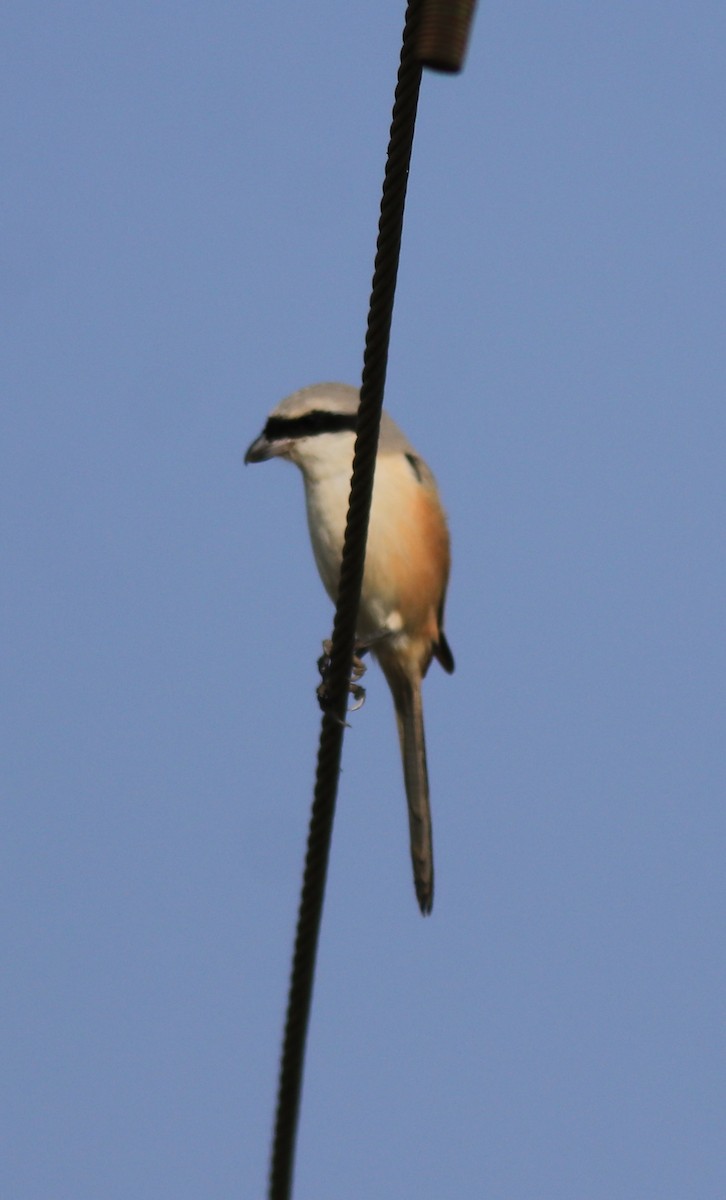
[245,382,454,914]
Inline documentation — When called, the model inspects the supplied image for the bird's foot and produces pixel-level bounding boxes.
[316,639,367,717]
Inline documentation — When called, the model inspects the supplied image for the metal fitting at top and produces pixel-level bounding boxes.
[416,0,478,74]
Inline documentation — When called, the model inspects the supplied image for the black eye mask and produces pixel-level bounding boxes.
[263,410,358,442]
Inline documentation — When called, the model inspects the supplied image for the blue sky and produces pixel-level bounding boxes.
[3,3,725,1197]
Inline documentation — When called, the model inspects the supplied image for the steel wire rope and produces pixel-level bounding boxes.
[267,4,424,1196]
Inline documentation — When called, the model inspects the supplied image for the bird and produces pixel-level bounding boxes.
[245,382,454,914]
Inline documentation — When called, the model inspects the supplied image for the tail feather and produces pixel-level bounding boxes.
[390,675,434,915]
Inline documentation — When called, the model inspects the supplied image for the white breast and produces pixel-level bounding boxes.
[303,471,351,603]
[302,457,409,644]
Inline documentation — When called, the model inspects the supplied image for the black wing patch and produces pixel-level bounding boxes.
[435,631,455,674]
[405,452,423,483]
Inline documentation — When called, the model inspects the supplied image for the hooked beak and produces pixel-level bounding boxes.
[244,433,291,464]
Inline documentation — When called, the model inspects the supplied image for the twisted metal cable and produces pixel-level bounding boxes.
[267,4,424,1197]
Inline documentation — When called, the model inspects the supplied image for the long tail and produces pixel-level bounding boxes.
[388,673,433,915]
